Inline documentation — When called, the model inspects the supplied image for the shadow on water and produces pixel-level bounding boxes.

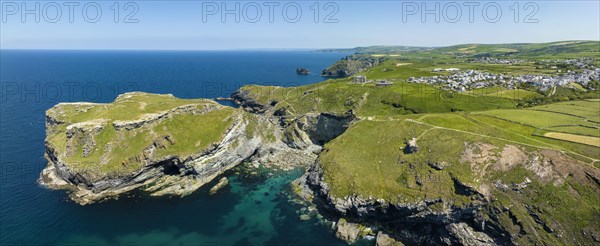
[44,166,346,245]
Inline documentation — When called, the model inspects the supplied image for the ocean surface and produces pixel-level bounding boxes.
[0,50,354,245]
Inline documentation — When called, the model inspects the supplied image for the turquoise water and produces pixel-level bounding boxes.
[54,167,341,245]
[0,50,349,245]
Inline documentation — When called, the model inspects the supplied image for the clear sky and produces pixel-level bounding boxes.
[1,0,599,50]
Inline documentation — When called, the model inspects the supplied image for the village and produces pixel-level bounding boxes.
[406,68,600,92]
[352,59,600,92]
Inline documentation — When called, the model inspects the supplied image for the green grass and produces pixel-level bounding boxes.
[529,100,600,118]
[546,126,600,137]
[467,87,542,100]
[47,92,219,123]
[240,78,517,118]
[568,82,588,92]
[246,41,599,244]
[319,100,600,244]
[46,92,239,178]
[319,118,474,204]
[476,109,599,128]
[319,100,600,203]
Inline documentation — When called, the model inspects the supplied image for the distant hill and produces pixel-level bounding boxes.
[319,41,600,57]
[318,45,432,54]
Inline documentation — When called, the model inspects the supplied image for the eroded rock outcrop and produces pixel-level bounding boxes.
[39,91,354,205]
[304,163,495,245]
[300,141,600,245]
[321,55,385,78]
[39,92,263,204]
[231,89,273,114]
[208,177,229,195]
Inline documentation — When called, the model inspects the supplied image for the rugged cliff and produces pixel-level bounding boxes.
[321,55,385,78]
[299,118,600,245]
[39,88,600,245]
[39,91,355,205]
[40,92,264,204]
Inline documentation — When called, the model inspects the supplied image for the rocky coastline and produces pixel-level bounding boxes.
[300,164,500,245]
[38,89,600,245]
[218,90,504,245]
[40,109,262,204]
[39,90,355,206]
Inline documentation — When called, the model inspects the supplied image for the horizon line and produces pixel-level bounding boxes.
[1,39,598,52]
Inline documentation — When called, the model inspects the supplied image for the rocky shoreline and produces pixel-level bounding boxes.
[38,90,354,206]
[38,90,600,245]
[230,91,502,245]
[38,90,382,244]
[298,164,500,245]
[40,111,262,205]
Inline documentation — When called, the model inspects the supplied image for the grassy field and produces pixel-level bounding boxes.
[273,41,600,244]
[240,78,518,118]
[319,117,475,204]
[47,92,221,123]
[467,87,542,100]
[529,100,600,118]
[319,99,600,244]
[544,132,600,147]
[546,125,600,137]
[477,109,599,128]
[321,102,600,203]
[46,92,239,177]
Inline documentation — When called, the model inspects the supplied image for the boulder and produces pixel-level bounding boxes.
[296,67,310,75]
[428,160,448,170]
[209,177,229,195]
[403,138,419,154]
[335,218,361,244]
[376,231,405,246]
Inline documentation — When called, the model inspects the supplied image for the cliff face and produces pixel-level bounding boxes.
[39,91,355,205]
[301,122,600,246]
[321,55,385,78]
[39,89,600,245]
[231,89,272,114]
[39,92,263,204]
[304,164,498,245]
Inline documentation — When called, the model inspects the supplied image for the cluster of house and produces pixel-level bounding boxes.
[407,68,600,92]
[540,58,597,69]
[352,75,394,87]
[468,57,524,64]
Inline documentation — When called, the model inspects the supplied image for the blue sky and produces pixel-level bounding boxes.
[1,1,599,50]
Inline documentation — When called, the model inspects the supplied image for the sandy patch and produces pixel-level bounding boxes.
[396,63,412,67]
[494,48,518,52]
[458,46,477,53]
[544,132,600,147]
[494,145,528,171]
[460,142,498,176]
[552,41,582,46]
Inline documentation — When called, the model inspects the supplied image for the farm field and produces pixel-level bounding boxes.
[476,109,599,128]
[320,98,600,245]
[468,87,542,100]
[529,100,600,118]
[544,132,600,147]
[546,125,600,137]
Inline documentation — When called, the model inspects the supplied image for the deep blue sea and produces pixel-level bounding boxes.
[0,50,352,245]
